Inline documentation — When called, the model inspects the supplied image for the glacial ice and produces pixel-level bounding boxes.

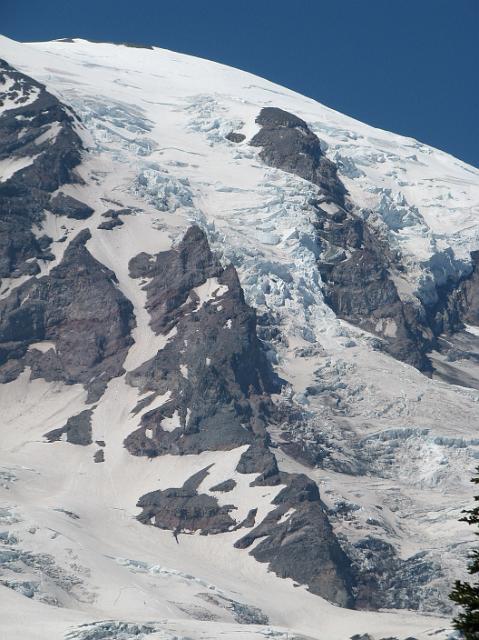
[65,621,165,640]
[71,97,155,157]
[185,94,245,146]
[134,166,194,212]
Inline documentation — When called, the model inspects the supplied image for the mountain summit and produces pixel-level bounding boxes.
[1,35,479,640]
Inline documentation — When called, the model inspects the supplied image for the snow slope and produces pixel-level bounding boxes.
[0,34,478,639]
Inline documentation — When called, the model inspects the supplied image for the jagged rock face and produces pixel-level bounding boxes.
[125,226,278,456]
[44,409,94,445]
[137,466,237,535]
[0,60,83,281]
[49,193,93,220]
[457,251,479,325]
[250,106,431,368]
[0,230,135,400]
[210,479,236,493]
[236,473,354,607]
[250,107,346,205]
[236,442,281,486]
[351,537,443,613]
[250,105,474,372]
[124,227,355,607]
[315,205,432,369]
[316,201,479,372]
[129,225,223,334]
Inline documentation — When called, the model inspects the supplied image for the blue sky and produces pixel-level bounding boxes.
[4,0,478,167]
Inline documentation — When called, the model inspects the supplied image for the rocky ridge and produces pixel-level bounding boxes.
[0,59,84,282]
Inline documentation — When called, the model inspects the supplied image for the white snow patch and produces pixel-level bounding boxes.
[191,278,229,309]
[277,508,296,524]
[161,410,182,432]
[465,324,479,337]
[0,81,39,115]
[0,154,39,182]
[34,122,61,145]
[28,341,56,353]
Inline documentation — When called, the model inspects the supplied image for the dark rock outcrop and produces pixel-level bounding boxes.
[0,229,135,400]
[125,226,279,456]
[137,467,237,535]
[250,105,464,371]
[459,252,479,323]
[44,409,93,445]
[226,132,245,143]
[235,472,354,608]
[350,537,446,613]
[97,208,131,230]
[128,225,223,334]
[101,208,132,219]
[0,59,84,282]
[239,508,257,528]
[250,107,346,205]
[236,442,280,486]
[210,479,236,493]
[125,226,353,607]
[317,205,479,373]
[93,449,105,463]
[97,218,124,230]
[49,193,93,220]
[315,203,432,370]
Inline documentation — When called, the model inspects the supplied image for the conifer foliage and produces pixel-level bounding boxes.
[450,467,479,639]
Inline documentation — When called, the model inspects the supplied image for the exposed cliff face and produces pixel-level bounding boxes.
[137,465,238,534]
[460,254,479,318]
[0,59,84,281]
[350,536,443,613]
[236,473,355,608]
[125,226,278,457]
[315,205,432,370]
[44,408,94,445]
[128,225,223,334]
[250,107,346,205]
[250,106,479,373]
[126,226,355,607]
[0,230,135,400]
[0,61,129,399]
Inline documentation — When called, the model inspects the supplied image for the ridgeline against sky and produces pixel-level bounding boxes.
[4,0,478,168]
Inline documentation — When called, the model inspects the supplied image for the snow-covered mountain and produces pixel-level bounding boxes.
[1,34,479,640]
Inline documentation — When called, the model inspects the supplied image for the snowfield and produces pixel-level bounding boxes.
[0,34,478,639]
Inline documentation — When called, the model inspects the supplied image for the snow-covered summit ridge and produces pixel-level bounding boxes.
[4,33,478,281]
